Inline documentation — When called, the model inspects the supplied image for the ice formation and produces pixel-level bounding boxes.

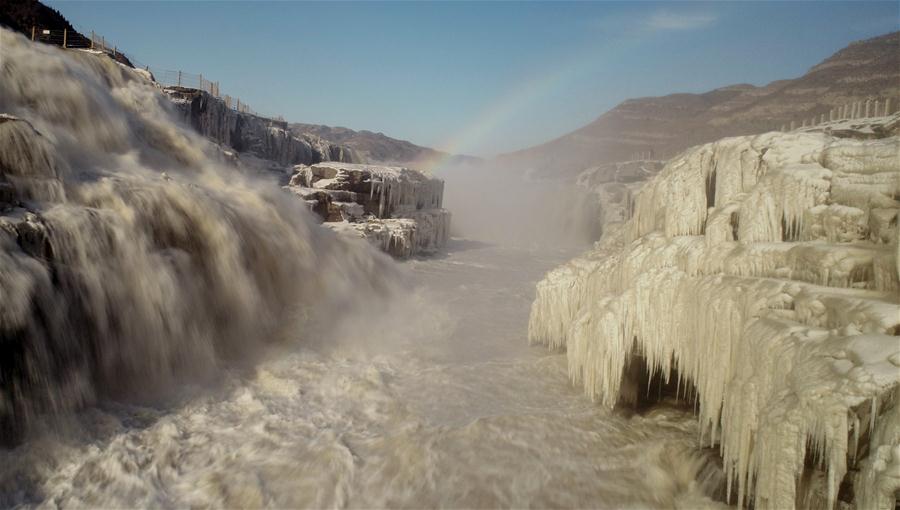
[529,130,900,508]
[285,162,450,257]
[0,29,396,440]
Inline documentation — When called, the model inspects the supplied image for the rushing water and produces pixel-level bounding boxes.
[1,28,726,509]
[1,242,725,508]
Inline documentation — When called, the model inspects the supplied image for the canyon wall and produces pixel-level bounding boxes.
[529,124,900,508]
[164,88,357,168]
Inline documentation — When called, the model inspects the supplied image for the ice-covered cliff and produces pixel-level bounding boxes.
[164,87,357,167]
[285,162,450,258]
[575,160,665,237]
[529,128,900,508]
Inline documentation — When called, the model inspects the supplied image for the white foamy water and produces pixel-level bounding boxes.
[1,242,725,509]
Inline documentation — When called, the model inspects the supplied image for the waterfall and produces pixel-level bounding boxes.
[0,29,395,442]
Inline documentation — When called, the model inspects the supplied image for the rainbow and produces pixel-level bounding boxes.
[424,35,638,174]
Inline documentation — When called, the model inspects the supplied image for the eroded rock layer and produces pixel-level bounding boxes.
[529,129,900,508]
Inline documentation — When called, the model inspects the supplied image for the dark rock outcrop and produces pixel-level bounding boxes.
[0,0,134,67]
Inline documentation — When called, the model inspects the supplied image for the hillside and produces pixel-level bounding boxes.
[501,31,900,178]
[290,123,481,168]
[0,0,72,37]
[290,123,438,165]
[0,0,134,66]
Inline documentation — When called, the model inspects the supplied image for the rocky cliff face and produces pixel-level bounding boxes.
[529,119,900,508]
[502,31,900,178]
[284,162,450,258]
[165,88,356,168]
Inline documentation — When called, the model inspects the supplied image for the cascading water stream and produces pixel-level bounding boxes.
[0,28,397,440]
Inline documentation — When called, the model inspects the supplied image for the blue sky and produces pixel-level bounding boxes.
[48,1,898,156]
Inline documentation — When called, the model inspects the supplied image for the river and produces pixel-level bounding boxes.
[1,240,725,509]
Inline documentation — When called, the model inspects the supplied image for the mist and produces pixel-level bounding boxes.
[437,162,600,249]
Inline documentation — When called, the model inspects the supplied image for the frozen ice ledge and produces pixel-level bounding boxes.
[529,127,900,509]
[284,162,450,258]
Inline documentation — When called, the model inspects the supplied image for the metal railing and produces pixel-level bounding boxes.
[780,97,897,131]
[29,26,281,121]
[147,68,258,116]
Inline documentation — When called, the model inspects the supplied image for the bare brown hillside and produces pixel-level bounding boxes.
[501,31,900,177]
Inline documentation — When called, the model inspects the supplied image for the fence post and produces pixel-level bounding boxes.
[31,26,35,41]
[178,70,182,87]
[101,36,105,51]
[90,31,94,49]
[885,98,892,116]
[199,73,203,91]
[63,28,67,48]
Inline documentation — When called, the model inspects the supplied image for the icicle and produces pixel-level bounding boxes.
[529,129,900,510]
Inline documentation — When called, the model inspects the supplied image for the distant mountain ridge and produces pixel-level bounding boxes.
[289,123,480,168]
[289,124,438,165]
[500,31,900,177]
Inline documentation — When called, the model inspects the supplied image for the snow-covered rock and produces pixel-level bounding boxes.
[285,162,450,257]
[529,130,900,509]
[576,160,665,236]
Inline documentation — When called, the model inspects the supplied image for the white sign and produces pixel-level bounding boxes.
[42,30,50,35]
